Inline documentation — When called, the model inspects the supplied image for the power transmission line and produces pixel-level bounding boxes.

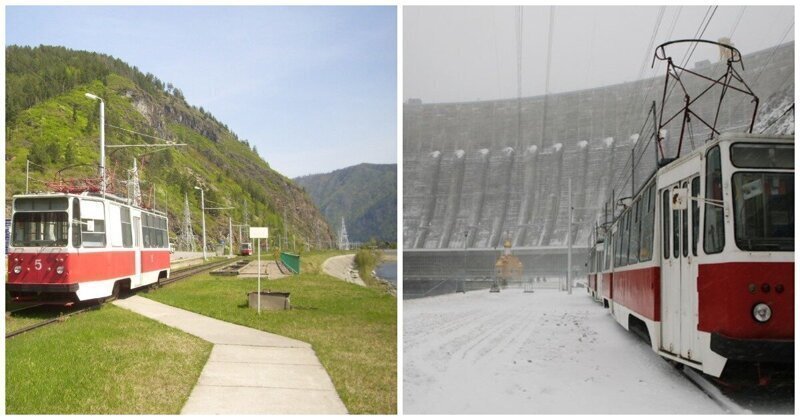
[540,6,555,147]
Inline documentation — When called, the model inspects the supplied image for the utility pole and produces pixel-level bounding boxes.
[162,187,168,217]
[283,209,288,250]
[25,160,30,194]
[229,217,233,257]
[567,178,573,295]
[84,93,105,197]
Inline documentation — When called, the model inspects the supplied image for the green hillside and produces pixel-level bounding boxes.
[5,45,334,250]
[294,163,396,244]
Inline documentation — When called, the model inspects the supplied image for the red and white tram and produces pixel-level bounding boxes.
[592,132,793,378]
[587,227,614,309]
[7,191,171,303]
[586,233,605,303]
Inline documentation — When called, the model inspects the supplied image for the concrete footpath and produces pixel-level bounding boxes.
[322,254,366,287]
[113,296,347,414]
[237,260,289,279]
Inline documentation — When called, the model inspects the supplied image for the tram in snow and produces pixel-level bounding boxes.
[586,132,793,379]
[7,191,171,303]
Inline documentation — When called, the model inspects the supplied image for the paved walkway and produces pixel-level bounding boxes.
[322,254,366,287]
[113,296,347,414]
[237,260,289,279]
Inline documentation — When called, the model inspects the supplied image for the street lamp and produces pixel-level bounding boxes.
[194,186,207,260]
[85,93,105,197]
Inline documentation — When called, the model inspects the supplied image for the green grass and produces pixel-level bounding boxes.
[6,305,211,414]
[144,269,397,414]
[354,249,381,287]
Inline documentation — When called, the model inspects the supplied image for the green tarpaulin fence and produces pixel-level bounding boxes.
[280,252,300,274]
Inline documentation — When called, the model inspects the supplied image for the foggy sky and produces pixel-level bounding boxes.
[404,6,794,104]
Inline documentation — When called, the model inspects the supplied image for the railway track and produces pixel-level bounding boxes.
[6,258,241,339]
[678,364,794,414]
[6,303,45,316]
[680,367,751,414]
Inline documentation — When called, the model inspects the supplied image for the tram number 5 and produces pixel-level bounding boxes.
[34,259,42,270]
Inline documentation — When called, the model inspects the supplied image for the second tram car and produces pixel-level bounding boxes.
[7,192,171,303]
[589,133,793,378]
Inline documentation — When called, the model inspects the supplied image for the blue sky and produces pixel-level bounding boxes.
[6,6,397,178]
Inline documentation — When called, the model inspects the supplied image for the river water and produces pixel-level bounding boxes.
[375,261,397,287]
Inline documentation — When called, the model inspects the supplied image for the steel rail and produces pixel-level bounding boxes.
[680,366,752,414]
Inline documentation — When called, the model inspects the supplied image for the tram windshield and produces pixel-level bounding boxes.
[12,212,69,247]
[732,172,794,251]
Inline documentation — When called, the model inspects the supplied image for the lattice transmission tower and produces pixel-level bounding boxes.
[127,158,142,207]
[338,217,350,250]
[179,192,196,251]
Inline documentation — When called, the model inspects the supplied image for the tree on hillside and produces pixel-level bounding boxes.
[64,141,76,164]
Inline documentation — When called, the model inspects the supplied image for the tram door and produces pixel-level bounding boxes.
[660,178,701,362]
[133,216,142,286]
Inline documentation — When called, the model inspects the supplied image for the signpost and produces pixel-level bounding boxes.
[250,227,269,314]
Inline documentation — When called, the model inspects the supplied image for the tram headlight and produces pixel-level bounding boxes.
[752,303,772,323]
[13,265,22,274]
[56,266,65,275]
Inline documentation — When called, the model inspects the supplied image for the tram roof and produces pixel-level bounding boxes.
[11,191,167,216]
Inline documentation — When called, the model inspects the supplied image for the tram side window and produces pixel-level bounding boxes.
[614,222,621,267]
[80,200,106,248]
[142,213,168,248]
[157,216,166,248]
[628,201,640,265]
[142,214,150,247]
[598,247,604,272]
[161,216,168,247]
[620,213,631,267]
[662,189,670,259]
[639,184,655,262]
[704,146,725,254]
[691,177,699,256]
[72,198,81,247]
[121,207,132,248]
[144,214,154,248]
[682,181,689,257]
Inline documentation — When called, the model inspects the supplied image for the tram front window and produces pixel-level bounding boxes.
[732,172,794,251]
[12,212,69,247]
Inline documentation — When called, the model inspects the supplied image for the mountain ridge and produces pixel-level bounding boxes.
[6,44,334,250]
[294,163,396,244]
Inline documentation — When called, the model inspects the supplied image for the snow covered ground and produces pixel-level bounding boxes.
[403,289,725,414]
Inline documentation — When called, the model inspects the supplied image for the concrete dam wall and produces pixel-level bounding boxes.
[403,42,794,252]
